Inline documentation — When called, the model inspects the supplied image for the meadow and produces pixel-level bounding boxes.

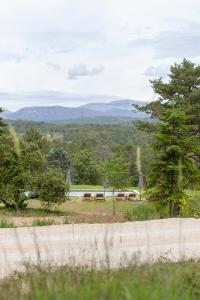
[0,189,199,227]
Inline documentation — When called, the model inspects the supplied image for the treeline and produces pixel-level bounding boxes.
[10,121,153,185]
[0,115,153,208]
[11,121,150,146]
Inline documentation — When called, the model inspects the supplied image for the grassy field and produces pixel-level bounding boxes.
[70,185,138,190]
[0,200,158,227]
[1,259,200,299]
[0,207,72,217]
[0,190,198,227]
[71,185,106,190]
[25,196,144,217]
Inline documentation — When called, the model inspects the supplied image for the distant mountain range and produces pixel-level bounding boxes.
[2,99,148,122]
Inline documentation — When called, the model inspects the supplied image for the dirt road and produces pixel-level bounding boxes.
[1,218,200,278]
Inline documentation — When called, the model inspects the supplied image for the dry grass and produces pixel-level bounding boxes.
[28,198,139,216]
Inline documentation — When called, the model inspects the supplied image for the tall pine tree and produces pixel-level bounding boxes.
[0,108,6,134]
[135,59,200,216]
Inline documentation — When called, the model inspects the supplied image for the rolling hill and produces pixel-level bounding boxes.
[3,99,148,122]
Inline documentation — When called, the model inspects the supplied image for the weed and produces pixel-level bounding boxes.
[32,219,55,226]
[0,219,14,228]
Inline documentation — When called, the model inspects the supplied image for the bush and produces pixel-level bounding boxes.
[37,168,67,208]
[124,202,165,221]
[32,219,55,226]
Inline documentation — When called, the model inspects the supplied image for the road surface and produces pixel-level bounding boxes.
[1,218,200,278]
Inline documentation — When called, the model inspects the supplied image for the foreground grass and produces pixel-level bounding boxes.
[1,260,200,299]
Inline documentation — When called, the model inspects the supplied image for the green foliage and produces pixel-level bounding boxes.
[21,140,46,175]
[0,126,50,209]
[0,107,6,134]
[124,203,167,221]
[12,122,150,148]
[0,207,73,219]
[104,156,131,189]
[47,147,70,177]
[37,168,67,208]
[72,149,102,185]
[23,128,51,154]
[11,121,153,185]
[0,219,14,228]
[32,218,55,226]
[135,59,200,216]
[0,130,31,209]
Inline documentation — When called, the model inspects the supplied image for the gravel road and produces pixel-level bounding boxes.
[1,218,200,278]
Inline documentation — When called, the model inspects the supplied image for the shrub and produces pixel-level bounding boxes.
[124,202,164,221]
[37,168,67,208]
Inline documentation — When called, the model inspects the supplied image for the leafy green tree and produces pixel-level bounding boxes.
[37,168,67,208]
[72,149,102,185]
[0,108,6,134]
[23,128,51,154]
[0,131,31,208]
[21,141,46,174]
[20,139,46,198]
[134,59,200,216]
[104,156,131,189]
[47,147,70,177]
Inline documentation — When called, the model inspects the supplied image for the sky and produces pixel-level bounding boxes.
[0,0,200,110]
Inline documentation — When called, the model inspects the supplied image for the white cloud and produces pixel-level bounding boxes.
[0,0,200,109]
[144,65,169,78]
[68,64,104,80]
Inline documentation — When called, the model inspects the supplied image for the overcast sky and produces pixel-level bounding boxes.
[0,0,200,110]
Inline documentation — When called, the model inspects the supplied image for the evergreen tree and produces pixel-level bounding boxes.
[23,128,51,154]
[0,108,6,134]
[134,59,200,215]
[0,130,31,208]
[46,147,70,177]
[104,156,131,189]
[72,149,102,185]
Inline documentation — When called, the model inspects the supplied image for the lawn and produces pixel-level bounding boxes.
[0,199,148,227]
[0,190,198,227]
[70,184,139,190]
[0,207,72,218]
[71,184,105,190]
[1,259,200,299]
[28,198,140,216]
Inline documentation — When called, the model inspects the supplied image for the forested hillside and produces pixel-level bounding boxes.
[5,120,152,188]
[11,120,150,146]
